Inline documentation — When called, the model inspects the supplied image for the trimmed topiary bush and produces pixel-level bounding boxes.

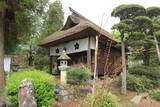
[152,90,160,101]
[127,74,154,92]
[67,65,90,84]
[81,87,122,107]
[5,68,55,107]
[128,65,160,79]
[127,66,160,92]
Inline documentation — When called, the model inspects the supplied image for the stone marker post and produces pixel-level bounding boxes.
[18,78,37,107]
[58,51,70,84]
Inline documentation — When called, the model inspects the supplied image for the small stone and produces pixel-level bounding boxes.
[55,85,71,103]
[52,104,61,107]
[131,95,142,104]
[79,88,92,94]
[131,93,149,105]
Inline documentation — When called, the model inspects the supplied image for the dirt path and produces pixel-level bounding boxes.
[137,97,160,107]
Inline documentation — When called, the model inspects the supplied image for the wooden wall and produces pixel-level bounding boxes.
[97,41,121,75]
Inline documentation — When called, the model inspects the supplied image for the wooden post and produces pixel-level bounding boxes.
[49,56,53,74]
[94,35,98,79]
[91,35,99,107]
[87,35,91,70]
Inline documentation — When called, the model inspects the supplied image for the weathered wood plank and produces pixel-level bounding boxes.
[94,35,98,79]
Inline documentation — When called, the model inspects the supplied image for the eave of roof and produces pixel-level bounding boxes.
[38,8,120,47]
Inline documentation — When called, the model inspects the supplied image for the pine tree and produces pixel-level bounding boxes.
[111,4,146,94]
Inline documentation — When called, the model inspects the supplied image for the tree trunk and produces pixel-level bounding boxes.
[154,34,160,64]
[143,51,150,66]
[28,45,33,66]
[121,36,127,94]
[0,9,5,106]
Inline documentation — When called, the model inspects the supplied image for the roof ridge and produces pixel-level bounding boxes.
[69,7,119,42]
[69,7,92,23]
[69,7,103,30]
[69,7,107,34]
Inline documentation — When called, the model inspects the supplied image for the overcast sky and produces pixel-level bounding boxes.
[50,0,160,32]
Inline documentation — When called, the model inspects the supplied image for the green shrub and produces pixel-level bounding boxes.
[128,65,160,79]
[127,74,154,92]
[151,79,160,87]
[81,87,122,107]
[67,65,90,84]
[5,68,55,107]
[152,90,160,101]
[129,65,147,75]
[128,65,160,92]
[42,66,50,73]
[42,66,57,74]
[34,54,50,70]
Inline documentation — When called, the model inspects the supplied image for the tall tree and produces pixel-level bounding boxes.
[111,4,146,94]
[0,0,49,105]
[0,1,7,105]
[146,7,160,64]
[112,20,132,94]
[40,0,64,39]
[34,0,64,72]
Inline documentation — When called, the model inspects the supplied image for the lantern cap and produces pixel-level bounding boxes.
[58,50,71,60]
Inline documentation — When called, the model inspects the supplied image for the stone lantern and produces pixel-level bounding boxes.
[58,51,70,84]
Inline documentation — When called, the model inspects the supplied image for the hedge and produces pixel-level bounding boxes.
[5,68,55,107]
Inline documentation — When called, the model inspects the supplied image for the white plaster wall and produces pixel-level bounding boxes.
[4,57,11,72]
[50,37,96,56]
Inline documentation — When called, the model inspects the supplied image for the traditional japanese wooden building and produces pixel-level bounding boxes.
[39,8,121,76]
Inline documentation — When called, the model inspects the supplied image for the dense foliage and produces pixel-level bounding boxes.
[111,4,160,94]
[33,0,64,70]
[152,90,160,101]
[127,74,154,92]
[40,0,64,39]
[81,88,122,107]
[112,4,160,66]
[127,66,160,92]
[34,48,50,70]
[67,65,90,84]
[129,65,160,79]
[5,68,55,107]
[2,0,49,54]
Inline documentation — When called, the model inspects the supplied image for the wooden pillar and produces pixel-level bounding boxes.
[56,58,59,74]
[49,56,53,74]
[94,35,98,79]
[87,35,91,71]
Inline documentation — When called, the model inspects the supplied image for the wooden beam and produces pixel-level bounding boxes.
[49,56,53,74]
[87,35,91,71]
[94,35,98,79]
